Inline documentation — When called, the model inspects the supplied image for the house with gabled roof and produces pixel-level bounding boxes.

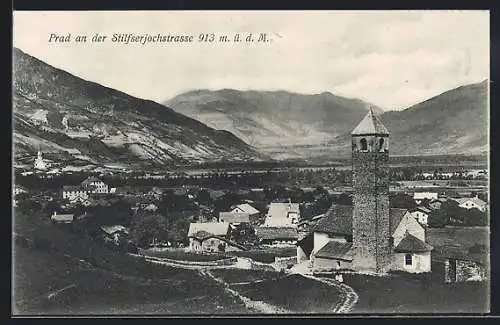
[230,203,260,217]
[264,202,300,227]
[409,206,432,226]
[81,176,109,194]
[453,196,487,212]
[187,222,231,252]
[188,230,247,253]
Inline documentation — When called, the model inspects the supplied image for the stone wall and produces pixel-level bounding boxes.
[352,151,391,273]
[445,259,488,282]
[312,256,352,272]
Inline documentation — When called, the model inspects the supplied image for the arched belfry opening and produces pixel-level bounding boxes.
[379,138,384,152]
[360,138,368,151]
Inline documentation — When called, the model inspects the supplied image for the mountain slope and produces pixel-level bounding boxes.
[12,48,263,168]
[165,89,382,149]
[381,80,488,155]
[167,81,488,159]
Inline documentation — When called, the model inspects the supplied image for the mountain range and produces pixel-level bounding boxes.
[166,81,488,160]
[12,47,488,169]
[12,48,263,169]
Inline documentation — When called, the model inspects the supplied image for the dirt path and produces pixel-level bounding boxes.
[200,270,291,314]
[299,273,359,313]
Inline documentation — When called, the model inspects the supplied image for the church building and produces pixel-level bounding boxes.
[303,108,433,274]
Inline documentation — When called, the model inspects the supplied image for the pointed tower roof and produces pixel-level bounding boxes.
[351,106,389,136]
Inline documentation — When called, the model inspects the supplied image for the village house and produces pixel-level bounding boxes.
[230,203,260,217]
[413,192,438,205]
[51,211,74,224]
[264,201,300,227]
[34,151,50,171]
[62,185,90,202]
[100,225,130,245]
[81,176,109,194]
[301,108,433,274]
[188,230,246,253]
[255,227,299,245]
[187,222,231,252]
[428,197,447,210]
[409,206,432,226]
[14,185,28,196]
[453,196,487,212]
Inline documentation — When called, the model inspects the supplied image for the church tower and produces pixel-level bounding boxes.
[351,107,391,273]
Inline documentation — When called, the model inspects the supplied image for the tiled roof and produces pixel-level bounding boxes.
[51,214,74,222]
[101,225,129,235]
[455,197,487,207]
[313,204,408,236]
[232,203,260,215]
[63,185,86,192]
[351,107,389,135]
[267,202,300,219]
[390,208,408,234]
[219,212,250,224]
[81,176,102,185]
[394,232,433,253]
[313,205,353,236]
[315,241,353,261]
[413,206,432,214]
[255,227,299,241]
[187,222,230,237]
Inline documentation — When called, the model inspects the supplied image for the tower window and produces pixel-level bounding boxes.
[360,138,368,151]
[379,138,385,152]
[405,253,413,266]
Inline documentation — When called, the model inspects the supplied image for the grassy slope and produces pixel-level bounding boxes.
[12,211,247,315]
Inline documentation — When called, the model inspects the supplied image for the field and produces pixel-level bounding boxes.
[427,226,489,256]
[13,243,250,315]
[322,268,489,314]
[231,273,342,313]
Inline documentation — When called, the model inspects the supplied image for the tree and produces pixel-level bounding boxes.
[130,213,169,248]
[334,193,352,206]
[390,193,417,209]
[230,223,258,245]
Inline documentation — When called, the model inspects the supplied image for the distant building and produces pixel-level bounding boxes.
[188,231,246,253]
[453,196,487,212]
[62,185,90,202]
[413,192,438,204]
[14,185,28,196]
[230,203,260,217]
[51,211,74,224]
[264,202,300,227]
[34,151,49,171]
[409,206,432,226]
[187,222,231,252]
[81,176,109,194]
[428,198,447,210]
[100,225,130,244]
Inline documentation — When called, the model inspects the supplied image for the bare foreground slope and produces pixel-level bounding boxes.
[13,209,488,315]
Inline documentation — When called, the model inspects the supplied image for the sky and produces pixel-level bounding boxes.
[13,10,489,111]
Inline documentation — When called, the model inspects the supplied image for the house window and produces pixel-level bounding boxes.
[405,253,413,266]
[360,138,368,151]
